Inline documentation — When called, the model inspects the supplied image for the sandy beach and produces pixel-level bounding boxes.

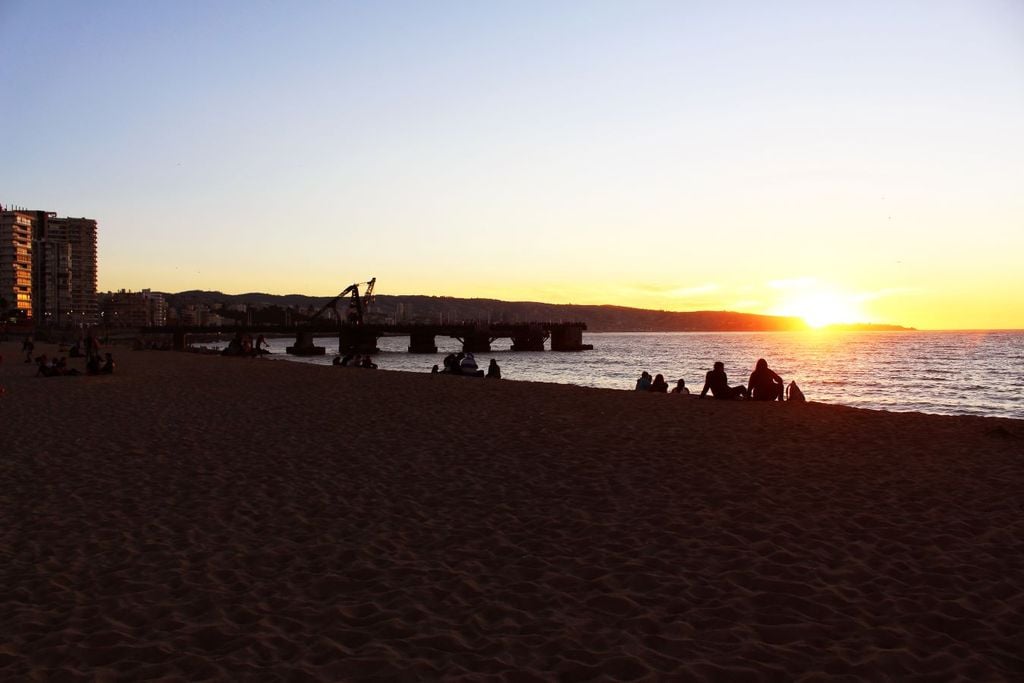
[1,341,1022,681]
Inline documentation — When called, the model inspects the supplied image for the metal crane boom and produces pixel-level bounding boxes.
[308,277,376,325]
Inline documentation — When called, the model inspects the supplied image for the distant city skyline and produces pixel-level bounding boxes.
[2,1,1022,329]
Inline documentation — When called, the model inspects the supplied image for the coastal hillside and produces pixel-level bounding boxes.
[163,290,910,332]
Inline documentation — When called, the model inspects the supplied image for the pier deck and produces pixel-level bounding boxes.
[149,321,593,355]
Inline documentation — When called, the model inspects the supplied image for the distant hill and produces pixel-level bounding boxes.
[160,290,913,332]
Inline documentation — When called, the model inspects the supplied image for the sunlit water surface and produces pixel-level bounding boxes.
[209,331,1023,420]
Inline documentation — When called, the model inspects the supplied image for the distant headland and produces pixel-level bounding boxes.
[160,290,913,333]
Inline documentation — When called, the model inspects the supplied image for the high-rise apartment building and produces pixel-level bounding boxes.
[39,217,98,325]
[0,206,99,326]
[0,210,35,320]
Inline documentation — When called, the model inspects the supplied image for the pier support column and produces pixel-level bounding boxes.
[408,332,437,353]
[172,329,187,352]
[339,328,380,354]
[511,326,546,351]
[550,326,593,351]
[287,330,326,356]
[461,332,492,353]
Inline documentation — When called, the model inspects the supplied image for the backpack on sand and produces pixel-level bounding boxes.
[787,381,806,403]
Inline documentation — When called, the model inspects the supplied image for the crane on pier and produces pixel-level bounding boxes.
[308,277,376,325]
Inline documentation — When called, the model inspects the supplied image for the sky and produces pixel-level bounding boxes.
[1,0,1022,329]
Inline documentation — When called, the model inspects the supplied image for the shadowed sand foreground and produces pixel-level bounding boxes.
[1,342,1022,681]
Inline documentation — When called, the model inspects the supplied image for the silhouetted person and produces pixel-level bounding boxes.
[340,353,355,367]
[649,373,669,392]
[460,352,478,374]
[787,381,806,402]
[86,333,100,363]
[360,355,377,369]
[671,379,690,395]
[747,358,784,401]
[101,353,115,374]
[635,371,652,391]
[223,332,244,356]
[700,362,747,400]
[487,358,501,379]
[442,353,458,373]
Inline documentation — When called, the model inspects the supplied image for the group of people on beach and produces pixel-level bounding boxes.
[433,352,501,378]
[22,333,116,378]
[636,358,805,402]
[634,372,690,394]
[222,332,269,357]
[333,353,378,368]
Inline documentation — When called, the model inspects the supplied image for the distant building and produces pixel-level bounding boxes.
[100,289,167,327]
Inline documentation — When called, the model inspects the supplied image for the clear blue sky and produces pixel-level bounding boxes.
[2,1,1022,327]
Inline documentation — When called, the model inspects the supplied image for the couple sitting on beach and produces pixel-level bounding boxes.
[699,359,805,402]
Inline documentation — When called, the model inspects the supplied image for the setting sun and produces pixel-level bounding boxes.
[773,292,865,329]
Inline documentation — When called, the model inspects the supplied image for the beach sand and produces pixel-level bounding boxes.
[1,341,1022,681]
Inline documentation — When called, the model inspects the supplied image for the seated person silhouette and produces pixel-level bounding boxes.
[699,361,747,400]
[747,358,784,401]
[635,371,652,391]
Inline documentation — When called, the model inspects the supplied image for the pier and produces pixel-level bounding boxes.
[156,321,593,355]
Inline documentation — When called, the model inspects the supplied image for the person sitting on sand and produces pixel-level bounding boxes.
[460,352,478,375]
[671,379,690,395]
[649,373,669,392]
[635,371,652,391]
[101,353,115,374]
[442,353,457,373]
[699,361,747,400]
[339,352,356,367]
[360,355,377,369]
[747,358,784,401]
[223,332,244,357]
[487,358,501,379]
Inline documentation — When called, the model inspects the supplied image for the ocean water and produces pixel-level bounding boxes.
[206,331,1024,420]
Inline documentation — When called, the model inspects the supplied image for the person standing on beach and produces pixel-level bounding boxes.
[747,358,784,401]
[699,361,747,399]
